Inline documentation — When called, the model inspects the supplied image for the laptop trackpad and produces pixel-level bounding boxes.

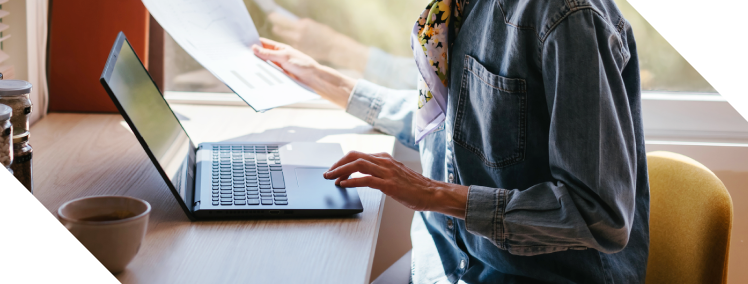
[294,167,363,210]
[295,167,334,188]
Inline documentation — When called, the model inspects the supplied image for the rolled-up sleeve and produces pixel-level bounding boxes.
[464,9,638,256]
[346,79,419,150]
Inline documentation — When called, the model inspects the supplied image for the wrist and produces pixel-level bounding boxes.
[428,181,469,219]
[309,64,356,108]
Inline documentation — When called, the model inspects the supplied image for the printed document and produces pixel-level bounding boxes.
[142,0,319,111]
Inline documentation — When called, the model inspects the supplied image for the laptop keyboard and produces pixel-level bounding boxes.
[210,145,287,206]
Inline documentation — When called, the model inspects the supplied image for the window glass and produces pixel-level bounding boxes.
[164,0,716,94]
[614,0,715,93]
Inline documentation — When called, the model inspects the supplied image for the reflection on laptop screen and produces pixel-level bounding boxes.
[107,38,193,197]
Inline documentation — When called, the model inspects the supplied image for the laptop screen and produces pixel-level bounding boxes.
[102,33,195,211]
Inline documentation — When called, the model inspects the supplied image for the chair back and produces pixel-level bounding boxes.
[646,151,733,283]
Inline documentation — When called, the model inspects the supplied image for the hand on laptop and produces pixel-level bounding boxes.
[252,38,356,109]
[323,151,469,219]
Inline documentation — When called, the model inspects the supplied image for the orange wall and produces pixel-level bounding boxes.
[48,0,149,113]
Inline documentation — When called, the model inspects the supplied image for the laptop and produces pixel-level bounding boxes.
[100,32,363,219]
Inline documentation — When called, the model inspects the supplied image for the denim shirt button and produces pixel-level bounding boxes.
[447,219,453,229]
[460,259,466,269]
[448,173,454,183]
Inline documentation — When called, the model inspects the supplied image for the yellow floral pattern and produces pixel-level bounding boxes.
[413,0,466,109]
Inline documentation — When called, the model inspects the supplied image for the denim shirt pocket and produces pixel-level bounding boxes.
[453,55,527,168]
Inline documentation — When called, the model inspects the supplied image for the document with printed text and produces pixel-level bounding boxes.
[142,0,319,111]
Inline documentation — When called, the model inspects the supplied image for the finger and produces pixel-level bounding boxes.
[339,176,386,189]
[371,152,393,159]
[259,37,285,50]
[325,158,385,180]
[334,171,370,185]
[334,175,347,185]
[252,44,288,63]
[326,151,380,172]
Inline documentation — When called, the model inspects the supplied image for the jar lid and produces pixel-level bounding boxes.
[12,132,28,143]
[0,103,10,120]
[0,80,32,96]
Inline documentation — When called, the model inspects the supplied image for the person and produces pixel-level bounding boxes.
[252,0,649,282]
[266,12,419,90]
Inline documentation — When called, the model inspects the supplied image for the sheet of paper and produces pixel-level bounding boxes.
[142,0,319,111]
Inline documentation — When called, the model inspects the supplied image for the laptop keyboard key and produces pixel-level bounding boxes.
[271,171,285,189]
[274,197,288,201]
[261,199,273,205]
[275,201,288,205]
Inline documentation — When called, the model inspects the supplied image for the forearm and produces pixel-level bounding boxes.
[326,33,370,72]
[307,64,357,108]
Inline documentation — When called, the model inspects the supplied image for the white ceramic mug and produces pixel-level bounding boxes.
[58,196,151,274]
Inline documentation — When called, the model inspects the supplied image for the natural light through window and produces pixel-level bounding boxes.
[163,0,717,96]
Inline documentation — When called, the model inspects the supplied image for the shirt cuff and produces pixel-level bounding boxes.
[464,185,509,249]
[345,79,385,125]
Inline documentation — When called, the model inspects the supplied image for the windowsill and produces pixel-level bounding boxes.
[164,90,748,144]
[641,91,748,144]
[163,91,337,109]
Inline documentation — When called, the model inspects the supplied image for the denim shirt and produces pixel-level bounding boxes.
[347,0,649,282]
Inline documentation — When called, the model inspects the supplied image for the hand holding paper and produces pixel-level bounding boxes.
[143,0,319,111]
[252,38,357,109]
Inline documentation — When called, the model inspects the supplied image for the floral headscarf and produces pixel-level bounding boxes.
[411,0,467,142]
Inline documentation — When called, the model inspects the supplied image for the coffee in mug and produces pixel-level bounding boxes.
[58,196,151,274]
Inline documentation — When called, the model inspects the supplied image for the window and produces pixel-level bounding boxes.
[614,0,715,93]
[163,0,717,95]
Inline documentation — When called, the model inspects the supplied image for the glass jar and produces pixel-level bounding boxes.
[0,104,12,172]
[0,80,33,137]
[10,133,32,193]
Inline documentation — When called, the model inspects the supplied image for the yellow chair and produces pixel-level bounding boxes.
[646,151,733,283]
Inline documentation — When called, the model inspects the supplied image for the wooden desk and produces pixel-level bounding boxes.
[32,104,395,283]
